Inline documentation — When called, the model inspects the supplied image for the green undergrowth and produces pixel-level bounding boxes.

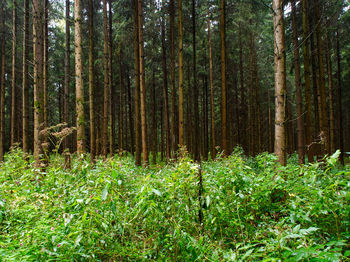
[0,148,349,261]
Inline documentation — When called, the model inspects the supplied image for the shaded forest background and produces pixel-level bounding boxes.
[0,0,349,166]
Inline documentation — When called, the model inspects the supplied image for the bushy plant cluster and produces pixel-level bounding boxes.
[0,148,349,261]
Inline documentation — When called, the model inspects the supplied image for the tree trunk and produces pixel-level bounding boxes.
[33,0,45,166]
[335,30,344,165]
[314,0,329,155]
[151,69,157,164]
[326,34,335,154]
[192,0,200,162]
[220,0,227,156]
[178,0,184,149]
[161,9,171,162]
[75,0,85,153]
[22,0,29,154]
[11,0,17,147]
[119,50,124,152]
[102,0,109,157]
[0,3,5,161]
[208,10,216,159]
[63,0,70,151]
[43,0,48,134]
[109,0,115,155]
[88,0,95,161]
[273,0,287,166]
[291,0,305,164]
[127,68,134,155]
[133,0,141,165]
[138,0,148,165]
[239,23,247,153]
[302,0,313,162]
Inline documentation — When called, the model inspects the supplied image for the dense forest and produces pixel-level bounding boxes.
[0,0,349,165]
[0,0,350,260]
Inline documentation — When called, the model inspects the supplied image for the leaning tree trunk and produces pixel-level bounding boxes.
[273,0,287,166]
[75,0,85,153]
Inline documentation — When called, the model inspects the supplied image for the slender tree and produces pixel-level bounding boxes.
[326,34,335,154]
[88,0,95,161]
[75,0,85,153]
[33,0,45,166]
[63,0,70,151]
[291,0,304,164]
[178,0,184,149]
[220,0,227,156]
[109,0,115,155]
[138,0,148,165]
[43,0,48,134]
[273,0,286,165]
[0,2,5,161]
[170,0,177,154]
[102,0,109,157]
[22,0,29,154]
[302,0,313,162]
[10,0,17,147]
[208,7,216,159]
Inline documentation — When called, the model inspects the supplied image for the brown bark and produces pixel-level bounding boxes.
[133,0,141,165]
[151,70,157,164]
[315,0,329,155]
[22,0,29,154]
[75,0,85,153]
[0,3,5,161]
[88,0,95,161]
[208,10,216,159]
[273,0,287,166]
[127,68,134,155]
[63,0,70,151]
[169,0,177,154]
[102,0,109,157]
[33,0,45,165]
[11,0,17,147]
[291,0,305,164]
[239,23,247,153]
[335,30,344,165]
[161,10,171,162]
[192,0,200,161]
[178,0,184,149]
[43,0,48,134]
[220,0,227,156]
[119,50,124,152]
[138,0,148,165]
[109,0,115,155]
[302,0,313,162]
[326,34,335,154]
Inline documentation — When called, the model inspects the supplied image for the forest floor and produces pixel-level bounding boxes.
[0,148,349,261]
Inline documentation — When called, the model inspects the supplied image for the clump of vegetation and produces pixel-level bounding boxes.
[0,148,349,261]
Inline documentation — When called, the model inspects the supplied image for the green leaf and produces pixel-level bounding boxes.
[101,185,109,201]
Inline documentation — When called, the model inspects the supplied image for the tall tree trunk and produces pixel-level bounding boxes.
[0,3,5,161]
[75,0,85,153]
[208,10,216,159]
[11,0,17,147]
[119,50,124,152]
[63,0,70,151]
[22,0,29,154]
[88,0,95,161]
[302,0,313,162]
[169,0,177,155]
[151,69,157,164]
[33,0,45,166]
[220,0,227,156]
[161,10,171,162]
[43,0,48,133]
[273,0,286,166]
[192,0,200,161]
[335,30,344,165]
[102,0,109,157]
[314,0,329,154]
[178,0,184,149]
[133,0,141,165]
[291,0,305,164]
[138,0,148,165]
[109,0,115,155]
[127,68,134,155]
[326,34,335,154]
